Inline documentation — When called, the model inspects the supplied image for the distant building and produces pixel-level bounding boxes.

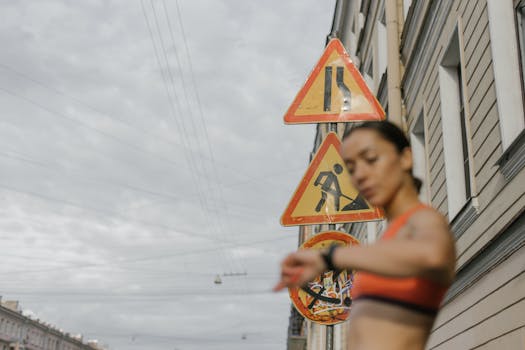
[288,0,525,349]
[0,299,106,350]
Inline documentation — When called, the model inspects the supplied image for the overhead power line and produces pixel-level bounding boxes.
[0,233,294,276]
[0,62,296,190]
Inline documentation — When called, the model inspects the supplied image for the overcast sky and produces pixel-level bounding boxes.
[0,1,335,349]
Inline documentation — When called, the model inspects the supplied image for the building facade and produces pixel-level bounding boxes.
[288,0,525,349]
[0,300,105,350]
[401,0,525,347]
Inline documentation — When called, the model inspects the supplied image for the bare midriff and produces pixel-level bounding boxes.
[346,299,435,350]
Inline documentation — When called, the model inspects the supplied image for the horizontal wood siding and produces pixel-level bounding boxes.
[402,1,525,348]
[427,246,525,349]
[456,182,525,265]
[470,84,497,137]
[474,327,525,349]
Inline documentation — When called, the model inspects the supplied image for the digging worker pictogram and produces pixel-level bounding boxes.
[313,163,368,213]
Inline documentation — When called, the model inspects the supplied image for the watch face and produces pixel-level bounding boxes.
[288,231,359,325]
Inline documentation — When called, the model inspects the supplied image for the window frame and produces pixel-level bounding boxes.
[409,109,431,204]
[515,1,525,90]
[487,0,525,151]
[438,22,476,220]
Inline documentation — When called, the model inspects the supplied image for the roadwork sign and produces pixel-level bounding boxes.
[289,231,359,325]
[280,133,383,226]
[283,38,385,124]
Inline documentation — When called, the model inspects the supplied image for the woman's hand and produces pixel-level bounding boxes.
[273,249,326,291]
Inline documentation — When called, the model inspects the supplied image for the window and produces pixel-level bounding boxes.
[362,56,374,91]
[486,0,525,150]
[439,26,474,219]
[366,56,374,77]
[516,2,525,85]
[377,19,387,77]
[410,111,430,203]
[403,0,413,19]
[457,66,472,198]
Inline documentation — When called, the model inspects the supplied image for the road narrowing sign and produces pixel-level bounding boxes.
[284,38,385,124]
[280,133,383,226]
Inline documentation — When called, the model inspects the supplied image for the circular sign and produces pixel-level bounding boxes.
[289,231,359,325]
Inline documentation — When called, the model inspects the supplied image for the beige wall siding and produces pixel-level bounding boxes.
[407,1,499,219]
[432,292,525,349]
[403,0,523,257]
[403,0,525,346]
[463,1,486,48]
[470,81,496,138]
[428,109,447,214]
[475,327,525,349]
[456,182,525,266]
[427,245,525,349]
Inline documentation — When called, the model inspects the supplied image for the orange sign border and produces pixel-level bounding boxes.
[280,133,384,226]
[284,38,385,124]
[289,231,360,325]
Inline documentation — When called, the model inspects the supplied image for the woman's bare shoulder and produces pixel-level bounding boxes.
[408,206,450,237]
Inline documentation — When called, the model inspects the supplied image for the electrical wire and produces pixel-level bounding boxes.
[142,0,237,275]
[0,61,298,191]
[162,0,250,275]
[0,149,279,218]
[0,233,294,276]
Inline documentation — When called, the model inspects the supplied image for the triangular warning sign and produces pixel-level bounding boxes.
[284,39,385,124]
[281,133,384,226]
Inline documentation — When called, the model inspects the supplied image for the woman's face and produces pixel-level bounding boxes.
[341,129,412,207]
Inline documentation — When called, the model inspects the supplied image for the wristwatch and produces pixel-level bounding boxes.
[321,243,339,271]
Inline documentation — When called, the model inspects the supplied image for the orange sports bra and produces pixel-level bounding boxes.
[351,204,449,316]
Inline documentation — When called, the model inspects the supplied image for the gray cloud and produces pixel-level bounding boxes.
[0,0,335,349]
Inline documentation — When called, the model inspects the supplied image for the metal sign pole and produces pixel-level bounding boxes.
[326,221,335,350]
[327,122,337,350]
[326,324,334,350]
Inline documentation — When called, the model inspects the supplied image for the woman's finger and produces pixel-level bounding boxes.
[273,267,305,292]
[272,280,287,292]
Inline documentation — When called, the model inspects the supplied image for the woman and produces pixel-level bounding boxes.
[274,121,456,350]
